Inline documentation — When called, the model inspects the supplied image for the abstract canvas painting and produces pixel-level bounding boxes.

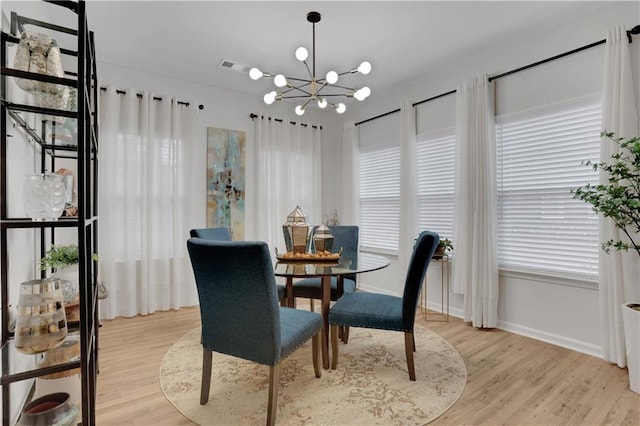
[206,127,246,240]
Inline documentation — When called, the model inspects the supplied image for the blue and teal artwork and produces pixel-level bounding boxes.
[206,127,246,240]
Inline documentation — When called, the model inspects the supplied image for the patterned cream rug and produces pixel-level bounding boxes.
[160,322,466,425]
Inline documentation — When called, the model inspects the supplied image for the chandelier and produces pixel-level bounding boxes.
[249,11,372,116]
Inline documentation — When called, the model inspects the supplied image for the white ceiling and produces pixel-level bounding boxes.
[76,1,610,103]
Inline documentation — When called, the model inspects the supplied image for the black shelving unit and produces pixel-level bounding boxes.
[1,1,98,424]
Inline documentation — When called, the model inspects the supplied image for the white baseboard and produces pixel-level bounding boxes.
[356,283,398,296]
[496,319,603,359]
[359,285,603,360]
[422,301,602,360]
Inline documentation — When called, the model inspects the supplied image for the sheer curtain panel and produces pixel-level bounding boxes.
[599,26,640,367]
[98,87,199,320]
[248,115,322,251]
[399,102,418,269]
[452,75,499,328]
[341,121,359,225]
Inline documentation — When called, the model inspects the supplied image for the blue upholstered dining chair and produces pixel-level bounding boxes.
[328,230,439,381]
[190,227,287,304]
[190,227,232,240]
[187,238,323,426]
[291,225,359,311]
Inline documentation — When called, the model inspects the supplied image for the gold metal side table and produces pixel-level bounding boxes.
[421,255,450,321]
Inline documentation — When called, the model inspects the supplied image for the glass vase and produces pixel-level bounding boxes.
[23,173,66,221]
[14,278,68,354]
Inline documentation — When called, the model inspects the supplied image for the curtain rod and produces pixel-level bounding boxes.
[249,113,323,130]
[356,24,640,126]
[98,87,204,109]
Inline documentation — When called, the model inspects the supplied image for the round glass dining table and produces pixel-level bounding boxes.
[274,251,390,369]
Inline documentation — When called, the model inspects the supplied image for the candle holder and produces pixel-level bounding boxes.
[282,206,312,254]
[313,224,334,253]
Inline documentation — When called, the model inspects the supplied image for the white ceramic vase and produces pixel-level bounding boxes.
[53,263,79,303]
[622,303,640,394]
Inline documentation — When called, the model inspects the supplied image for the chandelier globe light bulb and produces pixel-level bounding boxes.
[326,71,338,85]
[354,86,372,101]
[295,105,305,116]
[264,91,276,105]
[336,103,346,114]
[249,67,263,80]
[274,74,287,88]
[358,61,372,75]
[295,47,309,62]
[317,98,328,108]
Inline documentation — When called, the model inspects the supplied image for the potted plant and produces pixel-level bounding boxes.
[41,244,99,306]
[572,131,640,394]
[41,244,81,271]
[433,238,453,259]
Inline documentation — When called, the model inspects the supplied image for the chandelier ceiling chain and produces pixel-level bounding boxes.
[250,11,371,116]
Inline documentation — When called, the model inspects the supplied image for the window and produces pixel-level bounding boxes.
[496,97,601,277]
[416,130,455,240]
[359,144,401,252]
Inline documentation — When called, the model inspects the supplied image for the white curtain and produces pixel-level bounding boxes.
[452,74,499,328]
[341,121,359,225]
[399,102,418,269]
[98,87,200,320]
[599,26,640,366]
[247,115,322,251]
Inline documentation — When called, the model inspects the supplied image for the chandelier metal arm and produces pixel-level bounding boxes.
[280,94,318,99]
[303,61,313,80]
[284,76,312,84]
[319,83,356,92]
[282,80,313,96]
[287,87,313,97]
[315,94,354,98]
[338,69,360,76]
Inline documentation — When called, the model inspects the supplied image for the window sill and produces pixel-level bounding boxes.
[360,247,399,259]
[499,267,597,290]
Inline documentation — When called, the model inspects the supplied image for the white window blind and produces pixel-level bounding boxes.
[496,98,601,277]
[359,144,401,252]
[416,130,455,240]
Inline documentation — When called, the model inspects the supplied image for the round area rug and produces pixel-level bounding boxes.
[160,322,466,425]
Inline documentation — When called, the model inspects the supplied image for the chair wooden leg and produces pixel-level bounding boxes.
[267,364,280,426]
[405,332,416,381]
[200,348,212,405]
[312,332,321,378]
[342,326,350,344]
[330,325,339,370]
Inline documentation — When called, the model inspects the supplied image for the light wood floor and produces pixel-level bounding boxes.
[96,304,639,425]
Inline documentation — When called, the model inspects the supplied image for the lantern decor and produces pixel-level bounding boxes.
[313,224,334,253]
[282,206,312,254]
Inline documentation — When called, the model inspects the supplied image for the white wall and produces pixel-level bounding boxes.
[97,62,343,232]
[337,1,640,357]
